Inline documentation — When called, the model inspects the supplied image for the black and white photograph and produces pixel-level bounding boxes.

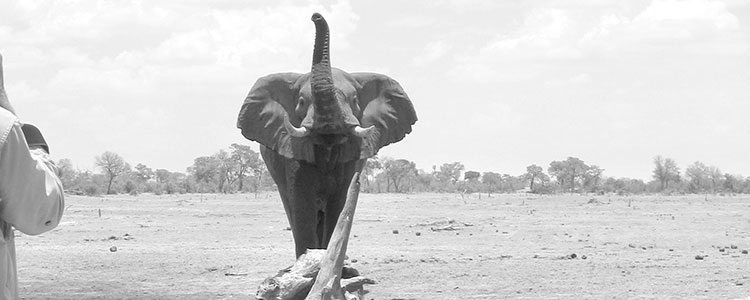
[1,0,749,299]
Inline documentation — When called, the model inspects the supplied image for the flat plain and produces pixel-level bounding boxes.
[16,192,750,299]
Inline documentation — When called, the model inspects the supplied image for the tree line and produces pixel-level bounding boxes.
[56,147,750,196]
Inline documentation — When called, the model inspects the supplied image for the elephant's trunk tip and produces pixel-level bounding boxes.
[311,12,324,21]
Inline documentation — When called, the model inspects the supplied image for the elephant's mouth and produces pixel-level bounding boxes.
[283,115,375,144]
[316,133,349,145]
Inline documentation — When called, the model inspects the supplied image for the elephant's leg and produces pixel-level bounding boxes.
[260,147,294,228]
[321,158,366,249]
[287,162,326,257]
[261,147,322,257]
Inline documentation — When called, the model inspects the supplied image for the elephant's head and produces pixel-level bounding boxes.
[237,13,417,164]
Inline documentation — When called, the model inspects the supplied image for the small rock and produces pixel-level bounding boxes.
[669,249,674,252]
[581,255,587,260]
[742,250,748,254]
[695,255,705,260]
[719,248,725,252]
[392,229,399,234]
[570,253,577,259]
[110,246,118,252]
[415,232,421,236]
[731,245,738,249]
[350,258,358,263]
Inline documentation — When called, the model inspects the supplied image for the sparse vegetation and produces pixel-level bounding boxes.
[57,150,750,196]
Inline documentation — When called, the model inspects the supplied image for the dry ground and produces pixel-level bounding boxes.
[15,192,750,299]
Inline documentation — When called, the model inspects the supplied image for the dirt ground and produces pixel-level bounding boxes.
[15,192,750,299]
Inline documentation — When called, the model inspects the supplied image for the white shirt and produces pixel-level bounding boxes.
[0,107,64,300]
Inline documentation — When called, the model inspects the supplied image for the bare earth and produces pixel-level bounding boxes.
[16,192,750,299]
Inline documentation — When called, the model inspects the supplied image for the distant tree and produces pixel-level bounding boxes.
[436,162,464,184]
[361,156,383,193]
[133,163,154,183]
[463,170,481,193]
[723,173,743,194]
[464,171,480,181]
[685,161,710,193]
[482,172,502,196]
[56,158,76,188]
[189,155,221,192]
[154,168,171,184]
[524,164,549,191]
[548,157,590,192]
[582,165,604,192]
[500,174,524,192]
[94,151,130,194]
[382,158,417,193]
[652,156,680,192]
[707,166,723,193]
[229,143,263,192]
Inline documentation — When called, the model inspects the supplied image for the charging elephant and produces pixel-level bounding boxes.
[237,13,417,257]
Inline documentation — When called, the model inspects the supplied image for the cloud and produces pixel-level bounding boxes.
[451,0,746,84]
[413,41,451,67]
[582,0,741,49]
[450,8,577,83]
[1,0,359,171]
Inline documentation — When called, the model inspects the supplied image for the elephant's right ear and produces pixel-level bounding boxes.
[237,73,315,162]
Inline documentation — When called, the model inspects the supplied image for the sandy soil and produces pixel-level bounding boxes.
[15,192,750,299]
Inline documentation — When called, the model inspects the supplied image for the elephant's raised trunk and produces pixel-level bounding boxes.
[310,13,340,129]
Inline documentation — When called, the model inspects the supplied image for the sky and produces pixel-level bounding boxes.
[1,0,749,181]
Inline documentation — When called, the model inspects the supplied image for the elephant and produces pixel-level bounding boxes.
[237,13,417,258]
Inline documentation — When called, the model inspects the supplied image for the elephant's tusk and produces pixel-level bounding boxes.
[284,115,310,138]
[350,125,375,138]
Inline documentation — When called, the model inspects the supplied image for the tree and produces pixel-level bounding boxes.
[382,158,417,193]
[482,172,502,196]
[56,158,76,188]
[189,155,221,192]
[685,161,710,193]
[685,162,722,194]
[154,169,171,184]
[229,143,263,192]
[548,157,590,192]
[436,162,464,184]
[463,170,481,193]
[707,166,723,193]
[94,151,130,194]
[361,156,383,192]
[464,171,480,181]
[723,173,743,194]
[582,165,604,192]
[524,164,548,191]
[652,156,680,192]
[134,163,154,183]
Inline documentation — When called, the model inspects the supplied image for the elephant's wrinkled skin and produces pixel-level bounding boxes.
[237,13,417,257]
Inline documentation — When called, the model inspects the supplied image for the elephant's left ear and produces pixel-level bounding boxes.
[351,73,417,158]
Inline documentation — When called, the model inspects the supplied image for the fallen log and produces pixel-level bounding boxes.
[256,174,374,300]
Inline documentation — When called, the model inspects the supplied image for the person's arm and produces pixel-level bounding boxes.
[0,119,64,235]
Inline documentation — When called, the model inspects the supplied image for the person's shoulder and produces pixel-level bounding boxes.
[0,107,18,146]
[0,106,14,119]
